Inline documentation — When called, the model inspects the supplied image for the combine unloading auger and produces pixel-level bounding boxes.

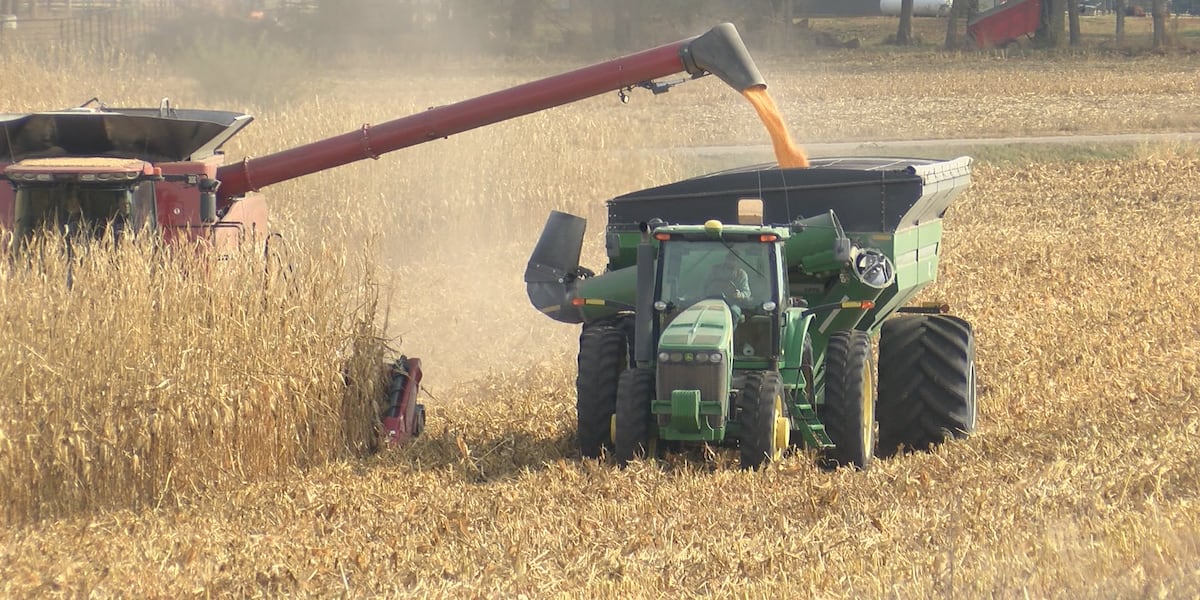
[213,23,765,202]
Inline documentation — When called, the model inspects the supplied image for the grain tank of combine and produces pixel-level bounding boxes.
[0,23,769,448]
[527,157,977,468]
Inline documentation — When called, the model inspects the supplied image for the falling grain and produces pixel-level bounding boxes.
[743,85,809,168]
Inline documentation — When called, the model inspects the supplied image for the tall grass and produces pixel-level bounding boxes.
[0,234,386,524]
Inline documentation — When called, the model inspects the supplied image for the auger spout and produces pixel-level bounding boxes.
[681,22,766,93]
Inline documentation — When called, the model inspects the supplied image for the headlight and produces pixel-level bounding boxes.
[658,351,670,363]
[670,352,683,363]
[653,300,667,311]
[695,352,708,362]
[761,301,777,312]
[709,352,722,363]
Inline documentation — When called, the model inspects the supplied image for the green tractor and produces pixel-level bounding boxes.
[525,157,977,469]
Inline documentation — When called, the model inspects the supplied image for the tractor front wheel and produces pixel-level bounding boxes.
[614,367,656,466]
[818,330,876,470]
[575,322,629,458]
[876,315,976,458]
[739,370,790,469]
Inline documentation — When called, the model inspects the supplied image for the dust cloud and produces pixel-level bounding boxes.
[147,6,796,390]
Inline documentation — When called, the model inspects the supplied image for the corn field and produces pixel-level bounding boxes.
[0,36,1199,596]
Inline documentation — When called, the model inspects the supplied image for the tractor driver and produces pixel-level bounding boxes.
[703,251,752,321]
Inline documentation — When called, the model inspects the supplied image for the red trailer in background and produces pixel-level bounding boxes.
[966,0,1042,49]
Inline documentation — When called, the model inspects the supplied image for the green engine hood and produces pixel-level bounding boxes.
[659,299,734,352]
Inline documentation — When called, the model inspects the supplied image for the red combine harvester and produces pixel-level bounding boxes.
[966,0,1042,49]
[0,23,767,448]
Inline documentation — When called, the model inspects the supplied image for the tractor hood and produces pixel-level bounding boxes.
[0,107,252,163]
[659,300,734,351]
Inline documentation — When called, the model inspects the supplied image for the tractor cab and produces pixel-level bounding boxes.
[5,157,160,249]
[653,220,787,361]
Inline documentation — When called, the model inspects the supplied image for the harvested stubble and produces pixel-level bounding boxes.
[3,150,1199,598]
[0,236,387,525]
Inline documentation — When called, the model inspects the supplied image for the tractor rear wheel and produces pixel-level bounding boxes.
[818,330,876,470]
[876,315,976,458]
[575,322,629,458]
[739,370,790,469]
[614,367,656,466]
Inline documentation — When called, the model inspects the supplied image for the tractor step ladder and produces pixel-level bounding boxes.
[793,401,835,449]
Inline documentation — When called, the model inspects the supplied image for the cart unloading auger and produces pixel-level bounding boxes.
[0,23,769,448]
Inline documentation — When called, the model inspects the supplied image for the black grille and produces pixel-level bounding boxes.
[657,363,728,406]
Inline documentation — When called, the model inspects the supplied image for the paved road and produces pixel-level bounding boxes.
[677,131,1200,160]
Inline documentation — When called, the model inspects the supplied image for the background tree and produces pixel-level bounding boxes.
[1068,0,1080,45]
[1035,0,1066,47]
[895,0,915,45]
[1115,0,1126,47]
[1152,0,1168,50]
[944,0,973,49]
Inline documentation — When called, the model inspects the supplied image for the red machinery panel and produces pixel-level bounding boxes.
[967,0,1042,49]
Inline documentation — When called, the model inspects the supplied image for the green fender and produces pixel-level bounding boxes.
[780,308,814,386]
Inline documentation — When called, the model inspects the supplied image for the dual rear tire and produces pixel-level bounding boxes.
[739,370,790,470]
[816,316,977,469]
[818,331,877,470]
[614,367,656,466]
[575,322,629,458]
[876,315,977,458]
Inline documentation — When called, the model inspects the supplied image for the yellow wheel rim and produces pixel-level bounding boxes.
[771,394,789,461]
[861,359,875,459]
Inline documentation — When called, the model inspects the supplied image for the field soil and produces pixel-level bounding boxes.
[2,37,1200,597]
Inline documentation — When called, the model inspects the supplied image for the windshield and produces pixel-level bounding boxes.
[13,182,155,246]
[658,240,775,308]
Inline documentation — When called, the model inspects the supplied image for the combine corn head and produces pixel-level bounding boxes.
[0,23,768,448]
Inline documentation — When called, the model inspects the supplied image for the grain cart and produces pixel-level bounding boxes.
[527,157,977,468]
[0,23,766,448]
